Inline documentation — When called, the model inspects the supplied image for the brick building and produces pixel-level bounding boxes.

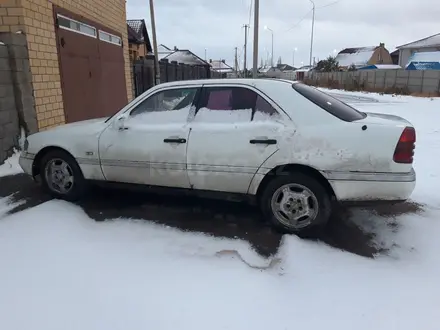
[0,0,132,132]
[127,19,152,62]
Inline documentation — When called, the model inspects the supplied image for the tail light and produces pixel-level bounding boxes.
[393,126,416,164]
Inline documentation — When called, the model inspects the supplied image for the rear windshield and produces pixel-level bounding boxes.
[292,83,366,122]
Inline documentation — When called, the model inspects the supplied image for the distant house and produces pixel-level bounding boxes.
[405,51,440,70]
[335,43,393,70]
[163,49,209,67]
[127,19,152,62]
[158,44,173,60]
[277,63,295,72]
[209,59,235,75]
[259,66,282,78]
[396,33,440,68]
[390,50,399,65]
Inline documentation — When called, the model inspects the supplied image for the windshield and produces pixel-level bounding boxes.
[292,83,366,122]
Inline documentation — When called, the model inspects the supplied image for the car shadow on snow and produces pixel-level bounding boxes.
[0,173,423,258]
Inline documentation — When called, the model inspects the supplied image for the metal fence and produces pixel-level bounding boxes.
[132,55,224,97]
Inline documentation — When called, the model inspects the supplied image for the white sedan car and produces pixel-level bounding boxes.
[19,79,416,235]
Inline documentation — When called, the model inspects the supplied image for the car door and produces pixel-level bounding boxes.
[98,86,200,188]
[186,84,286,194]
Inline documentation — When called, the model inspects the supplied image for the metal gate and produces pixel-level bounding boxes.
[54,6,128,123]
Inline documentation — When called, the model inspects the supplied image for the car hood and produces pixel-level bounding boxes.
[44,117,110,135]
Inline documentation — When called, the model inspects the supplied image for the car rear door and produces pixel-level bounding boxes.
[186,84,287,194]
[98,86,200,188]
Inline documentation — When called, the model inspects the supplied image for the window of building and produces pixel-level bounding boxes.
[99,30,122,46]
[57,14,97,38]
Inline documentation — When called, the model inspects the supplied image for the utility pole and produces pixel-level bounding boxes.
[252,0,259,78]
[309,0,315,67]
[243,24,249,77]
[149,0,160,85]
[234,47,239,76]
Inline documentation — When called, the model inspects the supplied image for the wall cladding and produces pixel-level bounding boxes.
[0,42,19,164]
[0,32,38,165]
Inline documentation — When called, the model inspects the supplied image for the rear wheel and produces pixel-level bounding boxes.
[260,173,332,236]
[40,150,87,202]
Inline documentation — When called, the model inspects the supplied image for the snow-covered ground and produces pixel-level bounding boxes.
[1,91,440,330]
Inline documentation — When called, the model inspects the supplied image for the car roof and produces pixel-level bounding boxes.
[156,78,299,89]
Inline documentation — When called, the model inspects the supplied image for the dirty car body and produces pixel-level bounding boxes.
[19,79,416,234]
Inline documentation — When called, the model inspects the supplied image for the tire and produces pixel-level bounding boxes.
[40,150,87,202]
[260,172,332,236]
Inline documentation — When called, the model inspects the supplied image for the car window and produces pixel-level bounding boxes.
[292,83,366,122]
[194,87,257,123]
[129,88,198,121]
[253,95,280,121]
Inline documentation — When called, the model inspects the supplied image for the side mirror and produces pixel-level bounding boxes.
[115,114,128,131]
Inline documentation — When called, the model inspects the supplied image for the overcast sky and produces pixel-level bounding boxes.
[126,0,439,68]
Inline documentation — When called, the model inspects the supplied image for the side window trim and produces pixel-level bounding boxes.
[196,85,259,112]
[198,83,287,121]
[128,86,201,118]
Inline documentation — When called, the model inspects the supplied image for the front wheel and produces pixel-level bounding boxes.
[260,173,332,236]
[40,150,87,202]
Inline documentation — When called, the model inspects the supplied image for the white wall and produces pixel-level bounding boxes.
[399,47,440,67]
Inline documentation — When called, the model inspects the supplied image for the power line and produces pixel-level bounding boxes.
[283,0,341,32]
[284,9,313,32]
[317,0,341,9]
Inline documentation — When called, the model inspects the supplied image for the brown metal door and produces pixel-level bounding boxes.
[54,7,127,123]
[97,38,128,118]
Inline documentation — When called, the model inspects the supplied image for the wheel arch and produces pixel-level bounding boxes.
[32,146,79,177]
[255,164,336,201]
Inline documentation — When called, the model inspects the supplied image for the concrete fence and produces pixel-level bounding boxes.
[0,33,38,165]
[304,70,440,95]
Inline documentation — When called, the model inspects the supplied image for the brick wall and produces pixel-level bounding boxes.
[1,0,132,130]
[0,0,25,33]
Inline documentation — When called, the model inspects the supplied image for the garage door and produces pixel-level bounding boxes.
[54,6,128,123]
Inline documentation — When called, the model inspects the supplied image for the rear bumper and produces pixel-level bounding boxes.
[325,169,416,202]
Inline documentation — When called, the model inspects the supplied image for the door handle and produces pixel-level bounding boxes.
[164,138,186,144]
[250,139,277,145]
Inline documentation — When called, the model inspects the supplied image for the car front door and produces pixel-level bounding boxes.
[186,84,286,194]
[98,86,200,188]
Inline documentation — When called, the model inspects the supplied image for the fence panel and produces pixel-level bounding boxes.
[132,57,222,97]
[304,69,440,95]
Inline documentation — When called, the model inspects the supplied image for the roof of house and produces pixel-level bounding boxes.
[359,64,402,70]
[127,19,152,52]
[163,50,209,66]
[210,60,234,72]
[335,46,378,67]
[277,64,295,71]
[405,51,440,70]
[397,33,440,49]
[158,44,173,59]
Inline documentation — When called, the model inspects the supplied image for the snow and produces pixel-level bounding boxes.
[1,91,440,329]
[406,51,440,66]
[163,50,207,66]
[360,64,402,70]
[335,47,376,67]
[0,150,22,177]
[194,108,252,123]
